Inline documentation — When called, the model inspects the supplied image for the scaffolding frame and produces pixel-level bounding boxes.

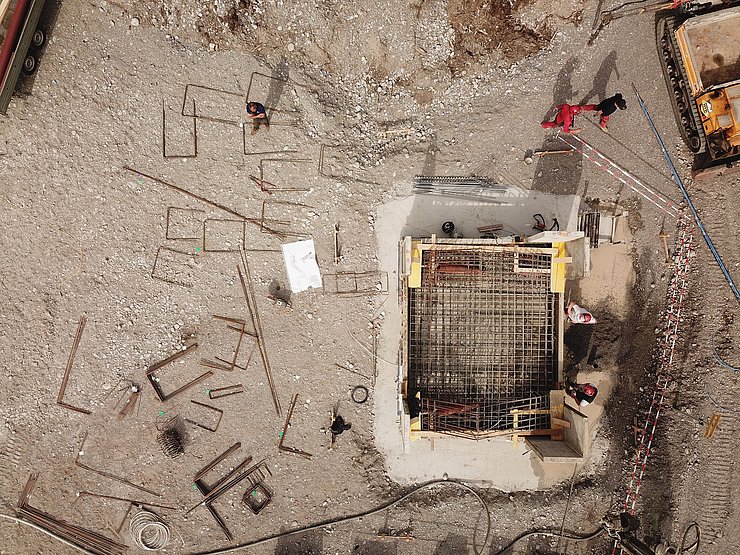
[406,247,558,436]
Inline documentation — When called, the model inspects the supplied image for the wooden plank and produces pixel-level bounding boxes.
[552,417,571,428]
[419,243,558,255]
[516,428,557,437]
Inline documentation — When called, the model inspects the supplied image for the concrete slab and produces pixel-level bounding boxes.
[526,437,583,463]
[564,403,590,458]
[373,188,585,490]
[391,188,584,240]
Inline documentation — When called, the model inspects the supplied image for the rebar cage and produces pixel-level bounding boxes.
[407,247,558,437]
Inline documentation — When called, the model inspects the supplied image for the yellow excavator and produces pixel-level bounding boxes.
[657,1,740,175]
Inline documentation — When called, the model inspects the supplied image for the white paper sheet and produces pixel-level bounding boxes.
[281,239,323,293]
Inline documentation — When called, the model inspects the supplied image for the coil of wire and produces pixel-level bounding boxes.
[130,509,171,550]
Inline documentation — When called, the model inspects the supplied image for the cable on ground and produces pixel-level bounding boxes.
[491,523,608,554]
[130,508,171,550]
[676,522,700,554]
[192,479,491,555]
[713,343,740,372]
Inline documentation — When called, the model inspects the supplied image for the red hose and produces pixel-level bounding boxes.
[0,0,32,86]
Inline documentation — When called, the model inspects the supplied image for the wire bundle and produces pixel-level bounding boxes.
[157,416,186,458]
[129,509,171,551]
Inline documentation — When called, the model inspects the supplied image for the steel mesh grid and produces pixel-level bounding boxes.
[407,248,557,434]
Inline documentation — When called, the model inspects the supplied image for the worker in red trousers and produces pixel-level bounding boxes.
[541,103,591,134]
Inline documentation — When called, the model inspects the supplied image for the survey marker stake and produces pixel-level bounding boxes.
[334,223,341,264]
[659,220,670,263]
[705,413,721,439]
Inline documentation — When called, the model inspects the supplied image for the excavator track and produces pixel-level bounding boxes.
[656,13,707,154]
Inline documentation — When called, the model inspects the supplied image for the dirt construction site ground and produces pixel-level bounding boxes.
[0,0,738,554]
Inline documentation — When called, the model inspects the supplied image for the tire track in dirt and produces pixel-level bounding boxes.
[698,415,736,540]
[0,427,25,492]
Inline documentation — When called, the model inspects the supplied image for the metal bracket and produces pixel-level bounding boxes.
[146,344,212,402]
[278,393,313,459]
[185,400,223,432]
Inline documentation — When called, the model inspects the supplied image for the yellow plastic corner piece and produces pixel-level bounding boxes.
[409,242,422,288]
[550,242,566,293]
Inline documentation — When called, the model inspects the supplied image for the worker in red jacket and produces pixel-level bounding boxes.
[541,103,593,134]
[566,382,598,407]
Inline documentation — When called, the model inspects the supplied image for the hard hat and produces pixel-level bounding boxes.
[583,385,596,397]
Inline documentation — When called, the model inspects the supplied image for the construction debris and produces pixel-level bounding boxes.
[192,442,248,540]
[125,167,286,238]
[323,271,389,296]
[116,384,141,420]
[566,302,597,325]
[185,400,224,432]
[351,385,369,404]
[186,457,269,515]
[281,239,322,292]
[334,223,341,264]
[242,482,272,515]
[74,491,176,510]
[209,383,245,399]
[146,344,213,402]
[18,473,128,555]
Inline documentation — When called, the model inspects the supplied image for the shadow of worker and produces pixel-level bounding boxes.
[542,56,580,121]
[265,56,289,119]
[532,56,583,196]
[579,50,620,104]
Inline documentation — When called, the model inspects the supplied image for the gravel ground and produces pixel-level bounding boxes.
[0,0,737,554]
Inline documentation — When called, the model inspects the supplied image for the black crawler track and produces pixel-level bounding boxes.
[656,12,707,154]
[656,5,740,174]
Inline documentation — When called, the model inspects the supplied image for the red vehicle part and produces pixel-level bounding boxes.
[0,0,32,85]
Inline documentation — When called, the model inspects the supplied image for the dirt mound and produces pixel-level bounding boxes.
[446,0,554,74]
[132,0,560,76]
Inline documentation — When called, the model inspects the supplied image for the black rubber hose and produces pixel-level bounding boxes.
[192,479,492,555]
[490,524,608,555]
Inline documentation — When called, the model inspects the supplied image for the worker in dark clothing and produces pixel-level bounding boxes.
[541,103,590,134]
[330,415,351,435]
[566,383,598,407]
[246,101,270,135]
[584,93,626,131]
